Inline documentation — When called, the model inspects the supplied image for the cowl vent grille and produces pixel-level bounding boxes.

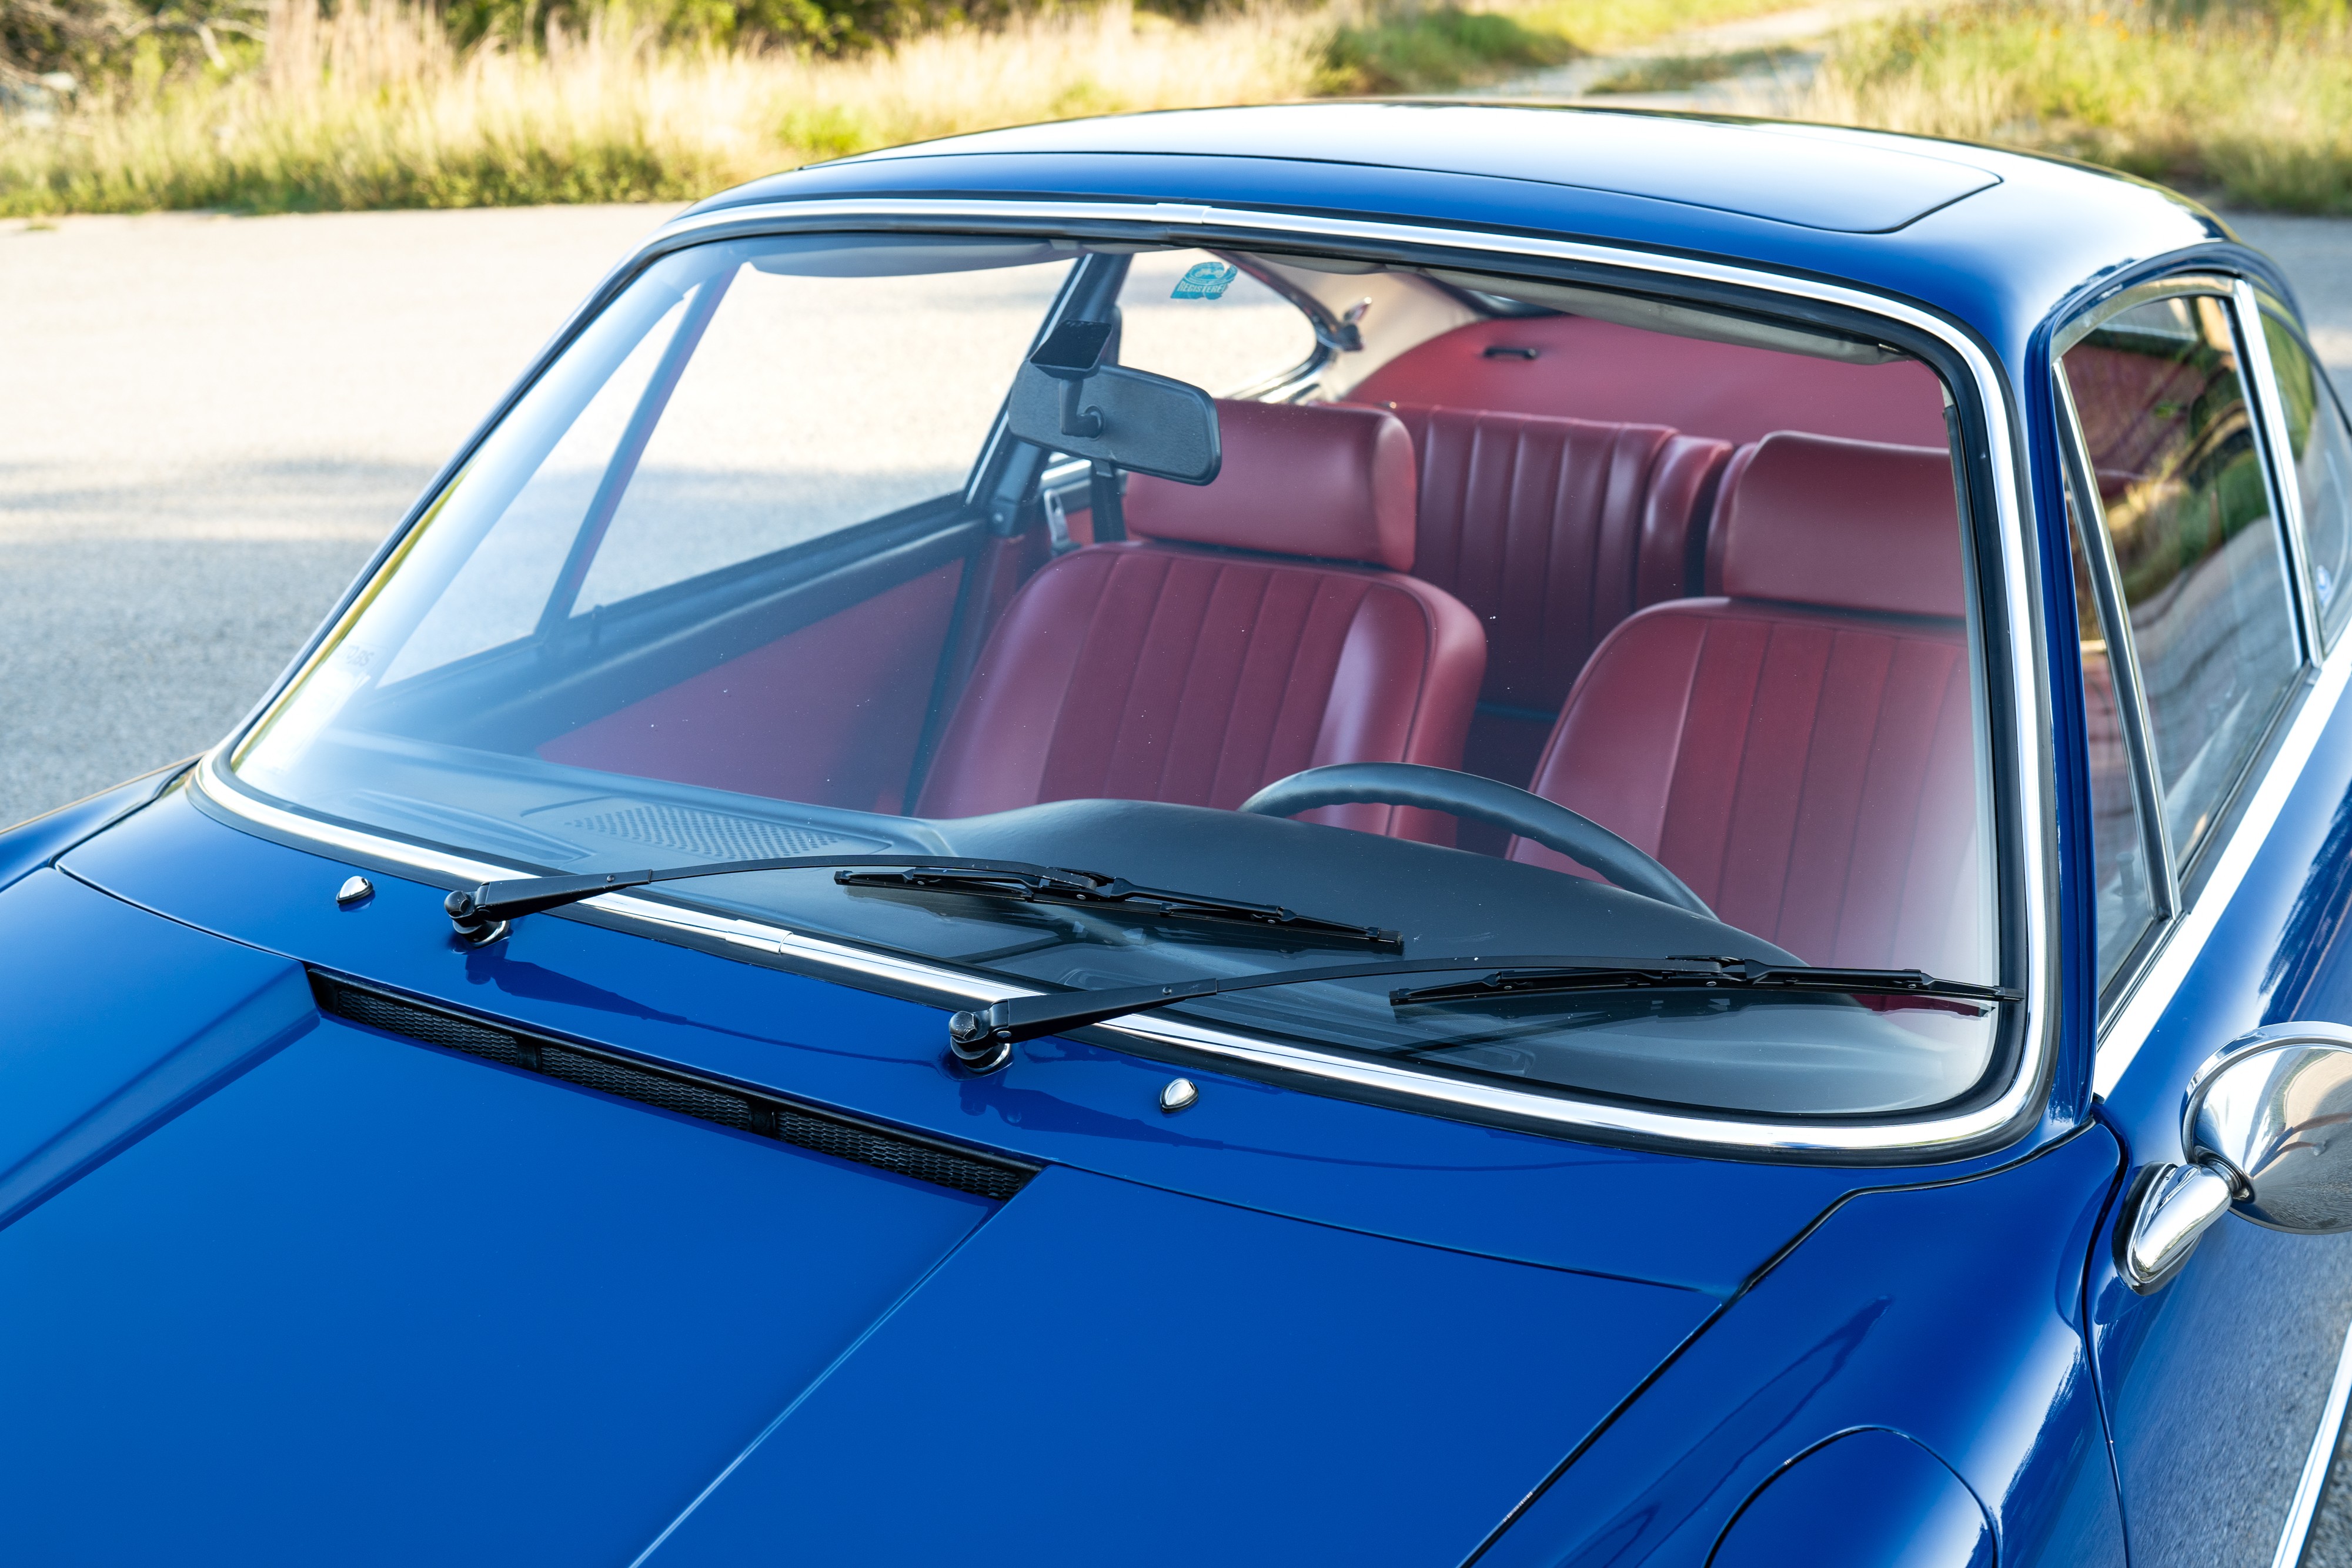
[309,973,1033,1201]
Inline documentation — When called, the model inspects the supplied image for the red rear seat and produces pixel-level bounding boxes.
[1513,433,1989,977]
[1368,403,1729,815]
[918,400,1485,844]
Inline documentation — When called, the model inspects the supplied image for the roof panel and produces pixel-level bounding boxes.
[841,103,2002,233]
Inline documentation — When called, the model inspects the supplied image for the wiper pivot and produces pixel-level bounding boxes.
[834,865,1399,948]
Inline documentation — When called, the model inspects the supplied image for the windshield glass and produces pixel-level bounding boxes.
[228,230,2007,1125]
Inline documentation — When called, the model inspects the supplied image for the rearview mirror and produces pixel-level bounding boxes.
[2122,1024,2352,1290]
[1004,319,1221,485]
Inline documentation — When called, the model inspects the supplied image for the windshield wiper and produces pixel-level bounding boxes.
[944,954,2020,1072]
[442,855,1399,950]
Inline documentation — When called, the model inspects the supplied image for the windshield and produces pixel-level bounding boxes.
[227,230,2007,1125]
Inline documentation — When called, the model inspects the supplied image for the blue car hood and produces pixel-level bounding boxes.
[0,867,1715,1566]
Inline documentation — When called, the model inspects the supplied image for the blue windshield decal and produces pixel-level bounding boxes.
[1172,262,1238,300]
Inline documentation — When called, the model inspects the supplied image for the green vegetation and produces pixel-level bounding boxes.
[1805,0,2352,213]
[5,0,2349,216]
[1585,43,1795,92]
[1317,6,1576,95]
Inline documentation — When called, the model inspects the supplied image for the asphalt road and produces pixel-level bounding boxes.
[0,202,2346,832]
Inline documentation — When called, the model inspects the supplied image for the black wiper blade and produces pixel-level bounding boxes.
[1388,956,2021,1008]
[442,854,1395,949]
[945,954,2022,1072]
[831,865,1399,948]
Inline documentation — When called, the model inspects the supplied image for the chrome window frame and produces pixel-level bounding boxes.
[2069,275,2348,1096]
[2250,283,2352,655]
[191,196,2052,1160]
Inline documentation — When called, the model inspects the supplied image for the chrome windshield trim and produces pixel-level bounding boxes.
[197,196,2051,1158]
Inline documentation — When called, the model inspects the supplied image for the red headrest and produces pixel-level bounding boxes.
[1125,400,1418,572]
[1718,432,1966,618]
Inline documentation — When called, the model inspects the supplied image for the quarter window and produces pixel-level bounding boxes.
[2060,293,2301,871]
[2259,309,2352,648]
[1113,250,1321,396]
[2067,478,2159,985]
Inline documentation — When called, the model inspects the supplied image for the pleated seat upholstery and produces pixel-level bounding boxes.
[1514,432,1990,974]
[917,400,1485,844]
[1384,404,1734,716]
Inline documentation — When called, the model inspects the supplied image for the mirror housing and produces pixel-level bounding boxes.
[2122,1023,2352,1290]
[1004,325,1221,486]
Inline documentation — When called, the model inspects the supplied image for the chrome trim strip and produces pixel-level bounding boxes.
[2237,278,2324,661]
[192,197,2050,1156]
[2052,272,2239,358]
[2273,1305,2352,1568]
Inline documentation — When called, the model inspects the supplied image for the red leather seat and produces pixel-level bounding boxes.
[1513,432,1990,977]
[1385,403,1731,713]
[1362,403,1728,839]
[917,400,1486,843]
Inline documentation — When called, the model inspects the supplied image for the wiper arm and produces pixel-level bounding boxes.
[944,954,2020,1072]
[442,855,1398,950]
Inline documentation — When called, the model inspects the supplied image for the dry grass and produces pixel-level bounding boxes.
[0,0,1810,214]
[0,0,1332,211]
[1802,0,2352,213]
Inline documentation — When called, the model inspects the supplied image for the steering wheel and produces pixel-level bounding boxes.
[1239,762,1714,919]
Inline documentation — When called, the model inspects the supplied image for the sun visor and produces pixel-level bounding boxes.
[749,236,1071,276]
[1423,269,1903,365]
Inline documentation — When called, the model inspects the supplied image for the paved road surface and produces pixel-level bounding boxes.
[1,201,2346,831]
[0,204,675,827]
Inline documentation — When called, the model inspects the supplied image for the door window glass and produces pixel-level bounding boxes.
[2260,310,2352,648]
[2070,482,2159,985]
[2060,293,2300,870]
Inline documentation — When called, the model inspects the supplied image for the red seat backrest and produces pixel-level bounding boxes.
[917,401,1486,843]
[1512,432,1990,976]
[1384,403,1730,714]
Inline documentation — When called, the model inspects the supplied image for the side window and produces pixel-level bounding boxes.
[2060,293,2301,871]
[2259,309,2352,648]
[2069,475,2160,985]
[1114,250,1321,396]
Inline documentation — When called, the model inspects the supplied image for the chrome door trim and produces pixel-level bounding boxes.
[2087,270,2352,1096]
[2236,278,2325,661]
[192,196,2054,1158]
[2051,272,2240,358]
[2273,1306,2352,1568]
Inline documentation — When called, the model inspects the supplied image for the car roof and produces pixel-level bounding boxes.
[685,102,2243,360]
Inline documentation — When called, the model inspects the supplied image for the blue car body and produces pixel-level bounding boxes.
[5,105,2348,1566]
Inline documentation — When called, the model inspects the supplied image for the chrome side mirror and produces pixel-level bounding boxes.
[2122,1023,2352,1291]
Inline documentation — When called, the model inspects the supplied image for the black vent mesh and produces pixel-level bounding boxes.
[559,803,848,861]
[311,974,1031,1201]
